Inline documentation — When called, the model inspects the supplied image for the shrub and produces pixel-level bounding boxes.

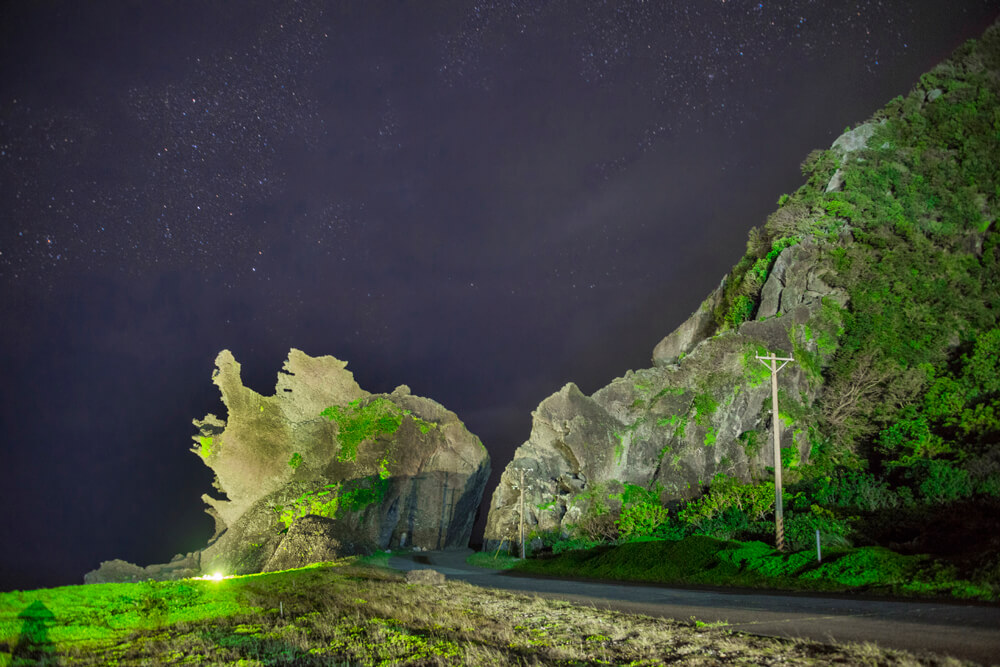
[783,505,853,551]
[567,482,621,542]
[678,474,775,529]
[801,547,915,588]
[738,430,763,458]
[912,460,974,504]
[616,484,670,540]
[805,469,900,512]
[726,295,756,329]
[574,512,619,542]
[689,507,750,541]
[552,537,603,554]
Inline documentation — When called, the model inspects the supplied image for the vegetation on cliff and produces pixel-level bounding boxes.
[710,23,1000,574]
[491,22,1000,593]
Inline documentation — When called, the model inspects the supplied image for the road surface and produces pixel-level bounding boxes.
[388,549,1000,665]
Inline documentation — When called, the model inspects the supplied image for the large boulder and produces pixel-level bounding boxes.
[86,349,490,582]
[263,515,343,572]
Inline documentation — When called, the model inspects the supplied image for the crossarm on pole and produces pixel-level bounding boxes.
[756,354,794,373]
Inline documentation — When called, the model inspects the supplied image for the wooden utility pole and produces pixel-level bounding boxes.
[756,352,794,552]
[518,469,526,559]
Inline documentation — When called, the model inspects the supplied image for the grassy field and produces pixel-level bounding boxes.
[0,557,970,666]
[507,536,999,602]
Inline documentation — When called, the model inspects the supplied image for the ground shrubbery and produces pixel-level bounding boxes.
[518,455,1000,599]
[514,533,997,601]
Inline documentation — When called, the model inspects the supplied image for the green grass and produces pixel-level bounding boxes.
[0,574,251,649]
[513,536,998,601]
[465,551,522,570]
[0,558,950,665]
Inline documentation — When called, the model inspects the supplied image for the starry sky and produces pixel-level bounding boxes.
[2,1,998,591]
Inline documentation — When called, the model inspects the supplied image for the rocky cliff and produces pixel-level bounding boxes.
[87,349,490,582]
[485,239,845,548]
[485,21,1000,551]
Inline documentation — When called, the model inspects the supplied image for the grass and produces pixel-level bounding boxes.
[465,551,522,570]
[511,536,999,601]
[0,557,962,665]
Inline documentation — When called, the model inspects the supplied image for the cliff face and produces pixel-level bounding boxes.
[87,349,490,582]
[485,22,1000,550]
[485,240,845,546]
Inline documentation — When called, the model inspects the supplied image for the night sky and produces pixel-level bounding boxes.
[2,1,998,592]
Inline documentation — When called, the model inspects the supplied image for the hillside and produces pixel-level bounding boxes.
[485,20,1000,583]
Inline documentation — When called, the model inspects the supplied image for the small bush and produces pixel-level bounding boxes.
[616,489,670,540]
[726,295,756,329]
[801,547,915,588]
[689,507,750,541]
[912,459,974,504]
[783,506,853,551]
[679,474,775,529]
[805,469,901,512]
[552,537,603,554]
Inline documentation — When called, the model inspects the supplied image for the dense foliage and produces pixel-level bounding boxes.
[514,535,996,601]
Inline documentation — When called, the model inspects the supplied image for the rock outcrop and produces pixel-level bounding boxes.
[87,349,490,582]
[262,515,343,572]
[651,278,726,365]
[84,552,202,584]
[485,236,848,550]
[825,121,883,192]
[405,569,446,585]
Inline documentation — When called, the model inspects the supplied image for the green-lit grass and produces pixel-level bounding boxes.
[353,549,403,569]
[514,536,998,601]
[0,571,252,652]
[465,551,522,570]
[0,557,952,665]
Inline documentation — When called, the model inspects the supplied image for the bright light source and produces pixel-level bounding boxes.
[211,572,224,581]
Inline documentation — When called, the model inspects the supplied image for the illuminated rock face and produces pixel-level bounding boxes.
[191,348,370,532]
[484,242,844,552]
[192,349,490,575]
[262,515,343,573]
[86,349,489,582]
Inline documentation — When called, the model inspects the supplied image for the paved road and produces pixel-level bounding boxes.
[388,550,1000,665]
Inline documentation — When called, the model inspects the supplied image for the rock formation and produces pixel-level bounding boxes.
[84,553,201,584]
[86,348,490,582]
[262,515,343,573]
[485,18,1000,549]
[485,221,848,551]
[405,569,446,585]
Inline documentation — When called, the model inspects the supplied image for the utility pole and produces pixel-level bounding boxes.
[756,352,794,552]
[518,469,526,559]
